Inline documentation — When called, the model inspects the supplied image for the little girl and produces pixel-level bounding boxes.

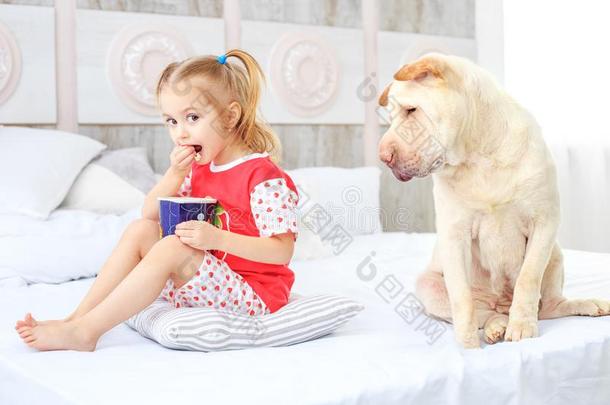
[15,49,300,352]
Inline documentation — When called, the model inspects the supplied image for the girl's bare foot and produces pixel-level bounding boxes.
[15,313,72,330]
[15,318,97,352]
[36,319,68,326]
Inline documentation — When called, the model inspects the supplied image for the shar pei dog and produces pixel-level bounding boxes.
[377,53,610,348]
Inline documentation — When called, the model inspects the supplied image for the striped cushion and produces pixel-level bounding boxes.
[125,293,364,351]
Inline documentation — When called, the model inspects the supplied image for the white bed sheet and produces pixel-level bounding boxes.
[1,232,610,405]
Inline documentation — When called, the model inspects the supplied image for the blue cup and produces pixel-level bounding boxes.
[157,197,217,238]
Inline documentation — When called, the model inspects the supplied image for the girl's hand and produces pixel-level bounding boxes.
[169,145,196,176]
[175,220,224,251]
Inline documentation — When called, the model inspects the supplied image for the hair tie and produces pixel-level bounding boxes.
[217,54,227,65]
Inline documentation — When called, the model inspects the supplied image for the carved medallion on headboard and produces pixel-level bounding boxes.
[107,25,193,116]
[269,32,340,117]
[0,21,21,106]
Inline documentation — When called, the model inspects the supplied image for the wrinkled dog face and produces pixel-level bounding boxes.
[378,53,467,182]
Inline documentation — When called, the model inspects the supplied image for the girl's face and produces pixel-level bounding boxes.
[159,80,235,166]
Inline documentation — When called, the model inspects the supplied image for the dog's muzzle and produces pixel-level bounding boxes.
[383,143,446,182]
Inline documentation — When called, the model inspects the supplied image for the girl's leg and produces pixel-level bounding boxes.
[66,218,162,320]
[16,235,204,351]
[168,250,269,316]
[15,218,160,328]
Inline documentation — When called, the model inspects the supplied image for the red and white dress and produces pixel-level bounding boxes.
[159,151,299,316]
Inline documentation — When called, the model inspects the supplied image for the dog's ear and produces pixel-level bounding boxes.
[379,83,392,106]
[393,57,446,83]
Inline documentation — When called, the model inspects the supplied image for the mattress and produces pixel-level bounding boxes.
[1,232,610,405]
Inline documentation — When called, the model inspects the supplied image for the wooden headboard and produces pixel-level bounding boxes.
[0,1,478,234]
[0,2,475,129]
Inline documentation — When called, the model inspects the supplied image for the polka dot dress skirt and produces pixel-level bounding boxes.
[159,251,270,316]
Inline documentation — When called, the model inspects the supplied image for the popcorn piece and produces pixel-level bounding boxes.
[193,145,202,162]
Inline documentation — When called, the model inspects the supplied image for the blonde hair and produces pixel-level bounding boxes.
[155,49,281,164]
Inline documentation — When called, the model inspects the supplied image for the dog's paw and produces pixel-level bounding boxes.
[505,316,538,342]
[579,299,610,317]
[484,316,508,344]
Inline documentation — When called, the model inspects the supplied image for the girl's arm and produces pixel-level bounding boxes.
[141,166,187,221]
[143,145,198,220]
[218,231,295,265]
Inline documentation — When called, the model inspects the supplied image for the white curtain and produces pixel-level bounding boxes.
[502,0,610,253]
[549,142,610,253]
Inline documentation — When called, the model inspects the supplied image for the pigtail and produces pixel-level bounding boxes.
[225,49,282,164]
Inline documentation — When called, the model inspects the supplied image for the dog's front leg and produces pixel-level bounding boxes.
[505,219,558,342]
[439,225,480,349]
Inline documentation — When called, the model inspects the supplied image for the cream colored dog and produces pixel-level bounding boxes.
[378,53,610,348]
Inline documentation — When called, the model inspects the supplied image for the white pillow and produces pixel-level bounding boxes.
[60,147,158,215]
[0,207,141,285]
[92,147,157,193]
[0,126,106,219]
[290,175,334,261]
[286,166,382,236]
[60,164,146,215]
[125,293,364,351]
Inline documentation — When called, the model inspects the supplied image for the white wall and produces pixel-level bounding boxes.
[503,0,610,145]
[477,0,610,253]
